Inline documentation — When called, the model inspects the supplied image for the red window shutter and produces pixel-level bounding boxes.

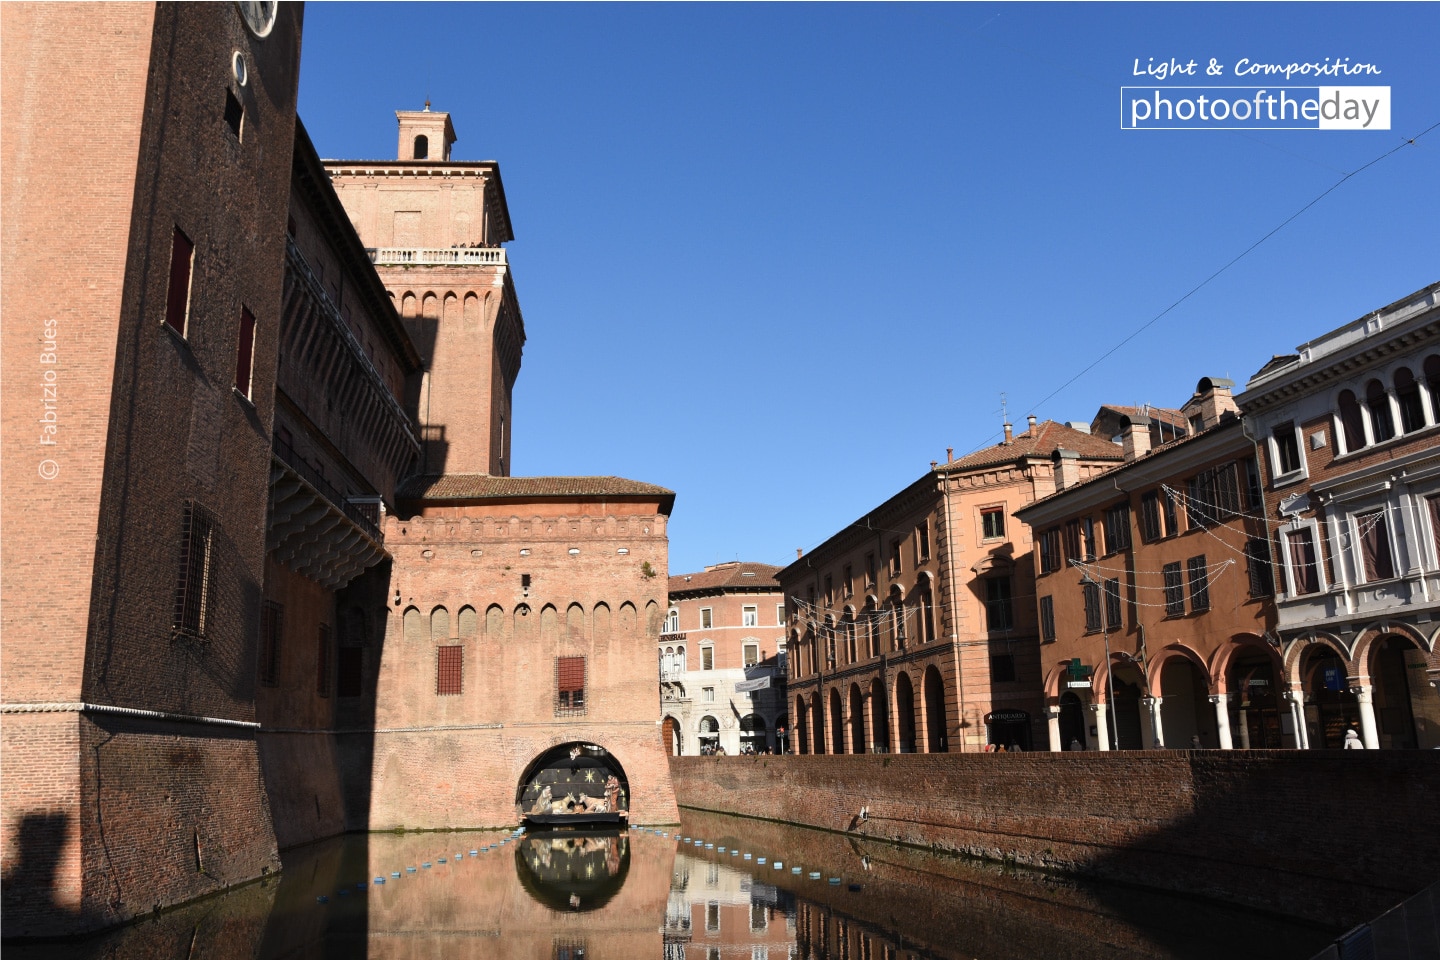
[165,228,194,335]
[234,307,256,396]
[437,646,463,695]
[557,656,585,692]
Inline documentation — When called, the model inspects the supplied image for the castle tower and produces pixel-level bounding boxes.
[327,108,523,476]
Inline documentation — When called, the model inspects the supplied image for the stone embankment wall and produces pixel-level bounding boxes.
[668,751,1440,927]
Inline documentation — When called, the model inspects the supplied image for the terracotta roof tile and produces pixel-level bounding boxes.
[940,421,1124,471]
[668,562,782,595]
[399,474,674,501]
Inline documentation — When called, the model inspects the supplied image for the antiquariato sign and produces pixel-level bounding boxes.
[984,710,1030,725]
[734,677,771,693]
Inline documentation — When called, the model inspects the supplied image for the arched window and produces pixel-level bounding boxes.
[1337,389,1366,452]
[1425,355,1440,418]
[413,134,429,159]
[430,606,449,640]
[1366,378,1395,443]
[457,606,478,638]
[1394,367,1426,434]
[403,606,423,641]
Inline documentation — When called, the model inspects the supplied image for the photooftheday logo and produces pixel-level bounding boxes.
[1121,86,1390,131]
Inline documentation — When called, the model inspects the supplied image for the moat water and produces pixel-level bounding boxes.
[15,811,1334,959]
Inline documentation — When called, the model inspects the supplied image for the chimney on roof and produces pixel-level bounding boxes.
[1003,422,1013,444]
[931,461,938,471]
[1027,415,1037,432]
[1053,449,1081,489]
[1121,415,1152,462]
[947,447,954,464]
[796,548,803,559]
[1182,377,1238,433]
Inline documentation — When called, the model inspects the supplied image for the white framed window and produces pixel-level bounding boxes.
[1282,523,1324,596]
[665,608,679,633]
[1352,507,1398,582]
[701,644,714,670]
[776,603,786,626]
[699,607,713,629]
[675,646,686,672]
[1268,421,1307,484]
[743,642,760,667]
[703,686,715,703]
[742,604,758,627]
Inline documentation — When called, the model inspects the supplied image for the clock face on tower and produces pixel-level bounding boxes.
[237,0,278,38]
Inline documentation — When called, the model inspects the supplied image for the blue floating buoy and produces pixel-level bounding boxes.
[374,877,385,884]
[423,862,432,868]
[407,867,417,873]
[731,851,739,856]
[470,850,478,856]
[773,862,784,869]
[338,889,350,896]
[317,895,329,903]
[392,872,401,878]
[718,846,726,852]
[705,843,714,849]
[792,867,802,874]
[356,882,367,889]
[743,853,752,860]
[757,857,767,864]
[809,871,821,879]
[693,840,702,846]
[829,877,842,885]
[438,858,446,863]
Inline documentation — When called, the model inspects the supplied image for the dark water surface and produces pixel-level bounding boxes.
[11,811,1335,959]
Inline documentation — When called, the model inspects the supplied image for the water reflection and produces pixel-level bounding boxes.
[4,813,1334,959]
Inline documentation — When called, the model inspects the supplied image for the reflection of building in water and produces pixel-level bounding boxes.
[668,853,799,960]
[515,830,629,912]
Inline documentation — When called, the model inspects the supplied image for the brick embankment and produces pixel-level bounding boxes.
[668,751,1440,927]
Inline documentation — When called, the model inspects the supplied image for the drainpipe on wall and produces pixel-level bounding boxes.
[941,472,968,752]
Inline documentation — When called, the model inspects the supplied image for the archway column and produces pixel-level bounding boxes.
[1089,703,1111,751]
[1141,696,1164,748]
[1210,694,1234,749]
[1045,706,1062,752]
[1353,683,1380,749]
[1284,688,1310,749]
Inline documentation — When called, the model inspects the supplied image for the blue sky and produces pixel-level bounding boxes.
[297,3,1440,575]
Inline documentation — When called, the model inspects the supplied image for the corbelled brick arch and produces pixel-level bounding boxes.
[922,664,949,753]
[868,678,890,754]
[848,683,865,755]
[894,670,917,753]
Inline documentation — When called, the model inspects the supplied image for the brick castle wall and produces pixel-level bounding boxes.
[670,752,1440,927]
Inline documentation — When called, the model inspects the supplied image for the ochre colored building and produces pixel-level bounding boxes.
[778,422,1123,754]
[1,6,675,937]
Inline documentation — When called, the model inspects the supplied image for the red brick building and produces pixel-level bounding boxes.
[659,562,788,755]
[777,422,1122,754]
[1018,380,1282,751]
[2,7,676,936]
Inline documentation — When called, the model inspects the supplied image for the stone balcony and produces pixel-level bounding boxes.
[268,439,388,590]
[366,246,506,267]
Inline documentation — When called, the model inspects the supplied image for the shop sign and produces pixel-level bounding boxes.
[984,710,1030,724]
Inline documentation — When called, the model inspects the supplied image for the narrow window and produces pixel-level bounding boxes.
[1357,510,1395,581]
[1105,502,1132,553]
[1187,556,1210,613]
[1082,581,1101,632]
[742,604,758,627]
[889,540,902,577]
[981,508,1005,540]
[1039,528,1062,573]
[556,656,586,714]
[413,134,429,159]
[989,653,1017,683]
[916,522,931,561]
[699,607,713,629]
[1039,595,1056,643]
[316,624,331,697]
[1365,380,1395,443]
[984,578,1013,632]
[843,564,853,597]
[173,501,215,638]
[864,553,876,588]
[259,601,283,685]
[703,686,715,703]
[701,645,714,670]
[776,603,785,626]
[1140,491,1165,543]
[1104,578,1123,629]
[845,621,857,662]
[1395,368,1426,434]
[1338,389,1366,452]
[1429,495,1440,565]
[234,307,256,398]
[224,89,244,139]
[1426,356,1440,423]
[337,646,363,698]
[1063,520,1082,561]
[664,608,678,633]
[1272,422,1302,474]
[919,584,935,642]
[436,645,463,695]
[1162,562,1185,617]
[823,575,833,605]
[165,227,195,336]
[1245,538,1274,598]
[1080,517,1097,561]
[1286,528,1321,594]
[744,643,760,667]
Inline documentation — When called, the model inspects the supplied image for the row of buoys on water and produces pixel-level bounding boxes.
[635,827,856,890]
[317,826,527,903]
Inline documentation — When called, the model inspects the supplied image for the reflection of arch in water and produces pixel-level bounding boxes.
[515,742,629,822]
[514,829,630,912]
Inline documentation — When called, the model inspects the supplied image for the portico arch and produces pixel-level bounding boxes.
[894,671,917,753]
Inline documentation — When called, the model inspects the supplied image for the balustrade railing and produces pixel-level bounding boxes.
[366,247,506,266]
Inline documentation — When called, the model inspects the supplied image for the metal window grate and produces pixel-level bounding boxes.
[174,501,215,638]
[436,645,463,695]
[556,655,585,715]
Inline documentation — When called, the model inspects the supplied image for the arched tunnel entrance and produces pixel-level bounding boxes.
[516,742,630,826]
